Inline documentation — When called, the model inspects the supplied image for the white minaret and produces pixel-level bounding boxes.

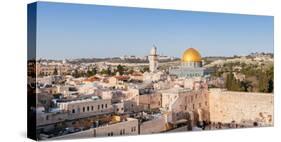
[149,45,158,73]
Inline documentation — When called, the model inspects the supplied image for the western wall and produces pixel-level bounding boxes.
[208,89,273,126]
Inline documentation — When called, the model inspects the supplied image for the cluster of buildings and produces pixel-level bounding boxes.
[34,47,273,140]
[121,50,176,62]
[205,53,274,68]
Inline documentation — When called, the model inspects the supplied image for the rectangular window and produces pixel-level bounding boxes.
[105,104,107,108]
[91,106,94,111]
[98,105,100,110]
[83,107,85,112]
[72,109,75,113]
[193,104,195,110]
[87,106,89,111]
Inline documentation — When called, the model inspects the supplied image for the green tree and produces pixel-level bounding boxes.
[72,69,79,78]
[225,72,243,91]
[100,69,107,75]
[258,71,267,92]
[86,69,93,77]
[92,67,97,75]
[86,67,97,77]
[141,66,149,73]
[230,77,240,91]
[107,66,112,75]
[267,79,273,93]
[225,72,233,90]
[240,80,252,92]
[266,66,274,93]
[100,67,112,75]
[116,64,125,75]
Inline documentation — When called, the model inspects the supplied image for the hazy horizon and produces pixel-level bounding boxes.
[34,2,274,60]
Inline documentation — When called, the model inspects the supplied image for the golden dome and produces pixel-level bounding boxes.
[181,48,202,62]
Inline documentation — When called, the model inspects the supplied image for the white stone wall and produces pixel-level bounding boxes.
[168,90,209,123]
[139,93,161,110]
[140,116,166,134]
[208,89,273,126]
[37,112,68,126]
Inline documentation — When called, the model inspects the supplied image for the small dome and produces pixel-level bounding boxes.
[181,48,202,62]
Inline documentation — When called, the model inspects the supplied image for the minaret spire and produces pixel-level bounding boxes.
[149,45,158,73]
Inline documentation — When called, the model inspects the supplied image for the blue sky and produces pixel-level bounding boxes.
[35,2,274,59]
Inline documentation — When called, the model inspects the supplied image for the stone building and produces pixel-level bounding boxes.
[51,117,139,139]
[57,96,113,119]
[36,63,70,76]
[160,87,210,125]
[138,93,162,111]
